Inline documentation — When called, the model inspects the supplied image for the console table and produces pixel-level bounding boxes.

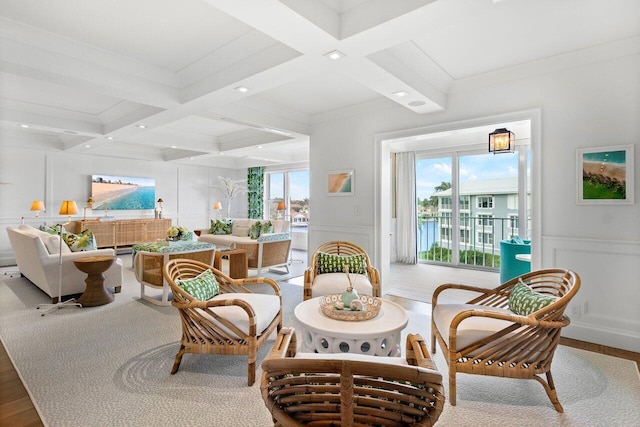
[73,219,171,250]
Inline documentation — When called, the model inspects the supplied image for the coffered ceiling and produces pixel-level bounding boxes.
[0,0,638,168]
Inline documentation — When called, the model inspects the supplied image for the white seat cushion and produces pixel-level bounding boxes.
[198,293,280,338]
[433,304,514,351]
[311,272,372,298]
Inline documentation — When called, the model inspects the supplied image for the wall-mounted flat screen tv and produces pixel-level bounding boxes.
[91,175,156,210]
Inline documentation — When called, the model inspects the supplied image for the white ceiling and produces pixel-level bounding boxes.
[0,0,638,168]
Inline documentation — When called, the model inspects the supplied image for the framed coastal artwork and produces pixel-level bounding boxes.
[576,145,634,205]
[327,169,354,196]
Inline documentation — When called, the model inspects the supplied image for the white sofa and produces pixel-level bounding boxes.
[6,225,124,302]
[197,219,291,275]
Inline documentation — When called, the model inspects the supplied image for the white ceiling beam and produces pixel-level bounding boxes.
[181,43,302,103]
[333,55,444,113]
[0,38,180,109]
[0,104,102,135]
[202,0,339,53]
[365,50,446,112]
[278,0,341,40]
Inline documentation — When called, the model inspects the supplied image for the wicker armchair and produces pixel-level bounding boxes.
[431,268,580,412]
[261,328,444,426]
[163,259,282,386]
[303,241,380,301]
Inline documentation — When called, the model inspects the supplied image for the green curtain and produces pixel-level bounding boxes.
[247,166,264,219]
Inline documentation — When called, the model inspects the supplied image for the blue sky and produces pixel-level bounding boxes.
[269,170,309,200]
[416,153,519,199]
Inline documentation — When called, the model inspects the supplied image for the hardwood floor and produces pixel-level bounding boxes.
[0,340,43,427]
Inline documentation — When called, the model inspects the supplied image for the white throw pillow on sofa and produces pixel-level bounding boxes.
[44,234,72,255]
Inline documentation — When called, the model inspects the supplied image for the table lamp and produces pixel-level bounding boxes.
[59,200,78,223]
[157,198,164,218]
[213,201,222,219]
[31,200,45,217]
[83,197,94,221]
[277,201,285,220]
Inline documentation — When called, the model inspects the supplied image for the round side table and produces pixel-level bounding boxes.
[74,255,116,307]
[294,297,408,356]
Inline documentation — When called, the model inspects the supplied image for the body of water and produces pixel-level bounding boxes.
[418,219,439,252]
[583,150,626,164]
[96,187,155,210]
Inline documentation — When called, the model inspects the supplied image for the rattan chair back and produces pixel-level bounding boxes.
[163,258,282,386]
[303,240,380,300]
[261,328,445,426]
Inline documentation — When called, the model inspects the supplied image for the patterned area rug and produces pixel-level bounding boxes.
[1,267,639,427]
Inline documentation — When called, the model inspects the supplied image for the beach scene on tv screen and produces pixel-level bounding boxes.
[91,175,155,210]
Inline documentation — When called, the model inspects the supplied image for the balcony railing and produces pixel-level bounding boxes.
[418,215,527,270]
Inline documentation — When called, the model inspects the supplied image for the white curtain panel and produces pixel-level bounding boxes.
[395,152,417,264]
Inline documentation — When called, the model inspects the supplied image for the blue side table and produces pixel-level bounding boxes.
[499,239,531,283]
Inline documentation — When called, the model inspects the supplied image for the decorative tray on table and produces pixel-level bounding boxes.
[319,294,382,321]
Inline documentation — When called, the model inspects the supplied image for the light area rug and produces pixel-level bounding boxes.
[1,267,639,427]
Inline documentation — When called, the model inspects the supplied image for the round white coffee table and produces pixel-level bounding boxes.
[294,297,408,356]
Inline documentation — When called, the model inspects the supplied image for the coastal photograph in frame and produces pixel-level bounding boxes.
[327,169,354,196]
[576,145,634,205]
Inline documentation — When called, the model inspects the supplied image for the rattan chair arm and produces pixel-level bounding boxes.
[265,327,297,361]
[449,308,569,331]
[432,283,494,306]
[406,333,438,372]
[172,297,257,318]
[231,276,281,297]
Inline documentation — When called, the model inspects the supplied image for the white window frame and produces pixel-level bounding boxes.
[477,196,494,209]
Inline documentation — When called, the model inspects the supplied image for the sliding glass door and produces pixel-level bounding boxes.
[417,149,529,270]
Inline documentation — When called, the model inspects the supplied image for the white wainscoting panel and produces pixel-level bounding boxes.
[308,224,375,259]
[542,236,640,352]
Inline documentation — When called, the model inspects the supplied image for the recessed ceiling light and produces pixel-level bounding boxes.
[136,124,147,129]
[106,136,114,140]
[257,145,263,149]
[408,100,426,107]
[219,152,224,156]
[18,124,29,128]
[235,86,249,93]
[393,90,409,97]
[84,145,91,148]
[189,157,194,160]
[171,145,177,149]
[324,50,345,60]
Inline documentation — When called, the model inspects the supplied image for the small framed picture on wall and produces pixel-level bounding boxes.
[576,145,634,205]
[327,169,354,196]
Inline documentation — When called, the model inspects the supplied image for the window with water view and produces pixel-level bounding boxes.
[417,150,530,270]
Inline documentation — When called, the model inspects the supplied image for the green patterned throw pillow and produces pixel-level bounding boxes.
[508,280,555,316]
[316,252,367,275]
[249,221,262,240]
[260,220,274,234]
[176,269,219,301]
[209,219,232,235]
[62,229,97,252]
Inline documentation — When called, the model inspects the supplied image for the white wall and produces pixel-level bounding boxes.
[0,146,243,264]
[309,52,640,352]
